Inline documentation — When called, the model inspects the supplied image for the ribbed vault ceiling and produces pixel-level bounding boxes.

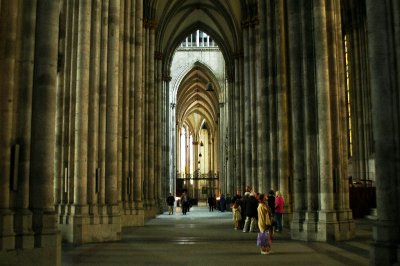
[147,0,246,138]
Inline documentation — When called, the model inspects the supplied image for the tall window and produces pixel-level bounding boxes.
[344,34,353,158]
[180,127,186,173]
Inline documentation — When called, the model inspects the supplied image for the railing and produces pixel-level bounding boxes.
[176,172,219,180]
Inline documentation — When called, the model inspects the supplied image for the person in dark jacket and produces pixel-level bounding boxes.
[240,192,250,229]
[267,189,276,229]
[208,195,216,212]
[243,191,259,232]
[166,193,175,215]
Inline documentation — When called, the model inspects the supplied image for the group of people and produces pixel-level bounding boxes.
[166,190,191,215]
[166,187,285,255]
[231,188,285,255]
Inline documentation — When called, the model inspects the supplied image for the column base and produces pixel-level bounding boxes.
[370,220,399,265]
[291,210,355,241]
[14,209,34,249]
[121,204,145,226]
[0,232,61,266]
[0,209,15,250]
[59,204,122,244]
[291,211,319,241]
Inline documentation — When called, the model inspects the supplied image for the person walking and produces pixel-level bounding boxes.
[166,193,175,215]
[274,191,284,232]
[257,194,273,254]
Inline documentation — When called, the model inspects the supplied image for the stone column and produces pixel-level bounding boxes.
[148,21,156,208]
[30,0,61,264]
[269,0,279,189]
[0,0,18,251]
[54,0,66,210]
[314,0,334,213]
[98,0,109,210]
[142,23,149,209]
[117,0,124,208]
[242,22,251,186]
[73,0,91,213]
[15,0,37,250]
[122,0,131,208]
[134,0,143,209]
[287,0,306,237]
[0,0,18,211]
[249,21,257,187]
[105,0,120,208]
[155,51,163,205]
[257,0,268,193]
[87,0,102,212]
[129,0,136,206]
[366,0,400,264]
[233,54,242,192]
[302,0,319,238]
[276,0,291,212]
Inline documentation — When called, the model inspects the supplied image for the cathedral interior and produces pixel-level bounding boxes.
[0,0,399,265]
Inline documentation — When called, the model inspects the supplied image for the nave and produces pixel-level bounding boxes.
[62,205,371,266]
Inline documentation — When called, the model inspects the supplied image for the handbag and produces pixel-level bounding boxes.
[256,231,270,247]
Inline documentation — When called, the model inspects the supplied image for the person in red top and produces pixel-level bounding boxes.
[274,191,284,232]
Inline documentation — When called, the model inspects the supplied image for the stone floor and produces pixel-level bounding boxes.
[62,205,372,266]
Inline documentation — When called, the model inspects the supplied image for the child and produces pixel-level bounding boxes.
[232,200,242,230]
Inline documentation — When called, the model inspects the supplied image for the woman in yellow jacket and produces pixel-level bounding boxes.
[257,194,273,254]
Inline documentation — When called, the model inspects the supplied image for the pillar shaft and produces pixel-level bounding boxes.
[30,0,60,211]
[98,0,109,207]
[0,0,18,209]
[257,0,268,193]
[134,0,143,207]
[148,25,156,205]
[122,0,131,205]
[242,25,251,186]
[73,0,91,207]
[87,0,101,208]
[366,0,400,264]
[276,1,291,210]
[105,0,120,206]
[314,0,334,211]
[287,0,305,212]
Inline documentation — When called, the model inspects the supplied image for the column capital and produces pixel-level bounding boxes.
[163,74,172,81]
[241,19,250,28]
[154,51,163,60]
[233,52,243,59]
[250,16,259,27]
[144,19,157,30]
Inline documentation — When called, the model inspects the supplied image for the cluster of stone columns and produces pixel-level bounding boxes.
[53,0,169,244]
[366,1,400,265]
[0,0,61,264]
[227,0,354,242]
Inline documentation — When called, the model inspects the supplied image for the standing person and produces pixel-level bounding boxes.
[181,191,189,215]
[232,200,242,230]
[243,191,259,233]
[208,194,216,212]
[274,191,284,232]
[240,192,250,230]
[166,193,175,215]
[220,194,226,212]
[267,190,276,229]
[257,194,273,254]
